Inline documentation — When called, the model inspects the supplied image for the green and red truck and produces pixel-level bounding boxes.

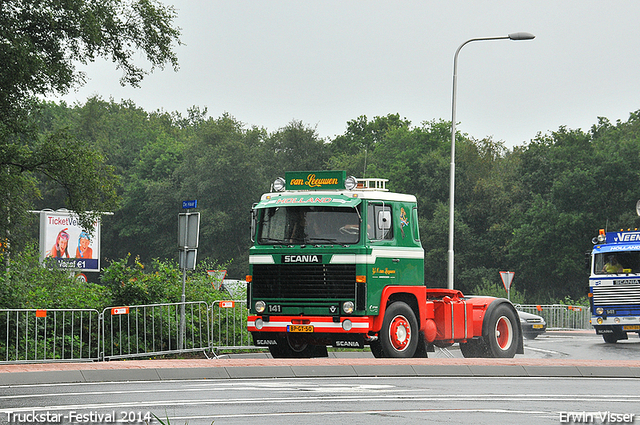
[246,171,523,358]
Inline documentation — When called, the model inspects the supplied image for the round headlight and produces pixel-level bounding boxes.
[255,318,264,330]
[614,317,621,324]
[342,301,355,314]
[273,177,285,192]
[597,317,603,324]
[342,319,353,331]
[596,307,604,315]
[255,301,266,313]
[345,176,358,190]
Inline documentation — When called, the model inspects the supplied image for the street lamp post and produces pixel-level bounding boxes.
[447,32,535,290]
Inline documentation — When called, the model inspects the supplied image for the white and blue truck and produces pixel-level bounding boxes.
[590,229,640,342]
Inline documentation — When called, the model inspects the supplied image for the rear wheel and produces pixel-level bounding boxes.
[485,304,519,358]
[460,339,488,358]
[379,301,419,358]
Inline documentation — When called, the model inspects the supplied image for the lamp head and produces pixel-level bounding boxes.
[508,32,535,41]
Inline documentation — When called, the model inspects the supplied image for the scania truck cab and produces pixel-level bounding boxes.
[247,171,523,358]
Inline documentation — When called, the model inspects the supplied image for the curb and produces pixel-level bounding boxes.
[2,361,639,385]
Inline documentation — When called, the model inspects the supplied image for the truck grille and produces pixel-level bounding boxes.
[592,285,640,306]
[252,264,356,299]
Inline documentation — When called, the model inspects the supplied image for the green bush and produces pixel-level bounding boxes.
[469,279,527,305]
[1,246,231,310]
[100,254,230,307]
[0,245,107,310]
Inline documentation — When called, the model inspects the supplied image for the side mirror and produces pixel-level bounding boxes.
[250,204,258,242]
[585,251,592,273]
[378,210,391,238]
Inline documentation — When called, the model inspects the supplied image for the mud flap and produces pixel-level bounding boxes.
[412,331,429,358]
[331,334,365,349]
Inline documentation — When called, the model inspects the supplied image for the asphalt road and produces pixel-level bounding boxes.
[1,330,640,425]
[519,329,640,360]
[1,375,639,425]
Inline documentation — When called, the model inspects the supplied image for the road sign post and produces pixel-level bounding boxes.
[500,271,515,301]
[178,201,199,350]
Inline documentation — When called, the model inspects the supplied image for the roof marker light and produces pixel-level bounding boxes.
[345,175,358,190]
[273,177,286,192]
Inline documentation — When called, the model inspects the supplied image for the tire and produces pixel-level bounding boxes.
[484,304,519,358]
[379,301,419,358]
[369,340,384,358]
[268,343,288,358]
[602,334,619,344]
[268,335,328,358]
[412,333,429,358]
[460,339,488,358]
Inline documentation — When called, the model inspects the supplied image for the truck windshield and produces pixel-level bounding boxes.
[594,252,640,275]
[258,206,360,245]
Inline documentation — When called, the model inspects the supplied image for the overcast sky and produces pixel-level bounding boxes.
[58,1,640,148]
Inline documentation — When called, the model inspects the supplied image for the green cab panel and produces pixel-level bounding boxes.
[248,189,424,318]
[363,200,424,314]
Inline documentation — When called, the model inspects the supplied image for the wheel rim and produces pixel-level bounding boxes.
[287,336,308,353]
[389,315,411,351]
[494,315,513,350]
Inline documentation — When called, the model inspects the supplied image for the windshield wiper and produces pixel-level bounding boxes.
[307,237,339,244]
[258,237,286,244]
[306,237,354,247]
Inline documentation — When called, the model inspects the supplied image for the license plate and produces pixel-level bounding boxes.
[287,325,314,333]
[532,324,544,329]
[623,325,640,331]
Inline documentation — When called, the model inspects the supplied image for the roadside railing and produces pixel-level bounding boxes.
[100,301,211,361]
[0,300,254,363]
[0,308,100,363]
[516,304,591,330]
[210,300,257,353]
[1,301,591,364]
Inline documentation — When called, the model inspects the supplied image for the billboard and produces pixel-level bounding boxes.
[39,210,100,272]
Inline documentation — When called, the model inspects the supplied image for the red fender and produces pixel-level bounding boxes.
[372,285,428,334]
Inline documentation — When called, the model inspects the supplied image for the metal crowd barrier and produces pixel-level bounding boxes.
[100,301,211,361]
[515,304,591,330]
[0,301,594,364]
[210,300,257,353]
[0,308,100,363]
[1,301,258,364]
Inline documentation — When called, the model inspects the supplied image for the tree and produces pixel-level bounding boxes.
[0,0,180,127]
[262,120,329,178]
[329,114,410,176]
[0,0,181,253]
[503,116,640,301]
[177,114,268,278]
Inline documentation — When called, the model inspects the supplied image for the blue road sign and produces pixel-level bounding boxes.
[182,200,197,209]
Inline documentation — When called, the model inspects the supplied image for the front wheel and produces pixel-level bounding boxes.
[484,304,520,358]
[369,340,384,358]
[603,334,619,344]
[379,301,419,358]
[268,335,328,358]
